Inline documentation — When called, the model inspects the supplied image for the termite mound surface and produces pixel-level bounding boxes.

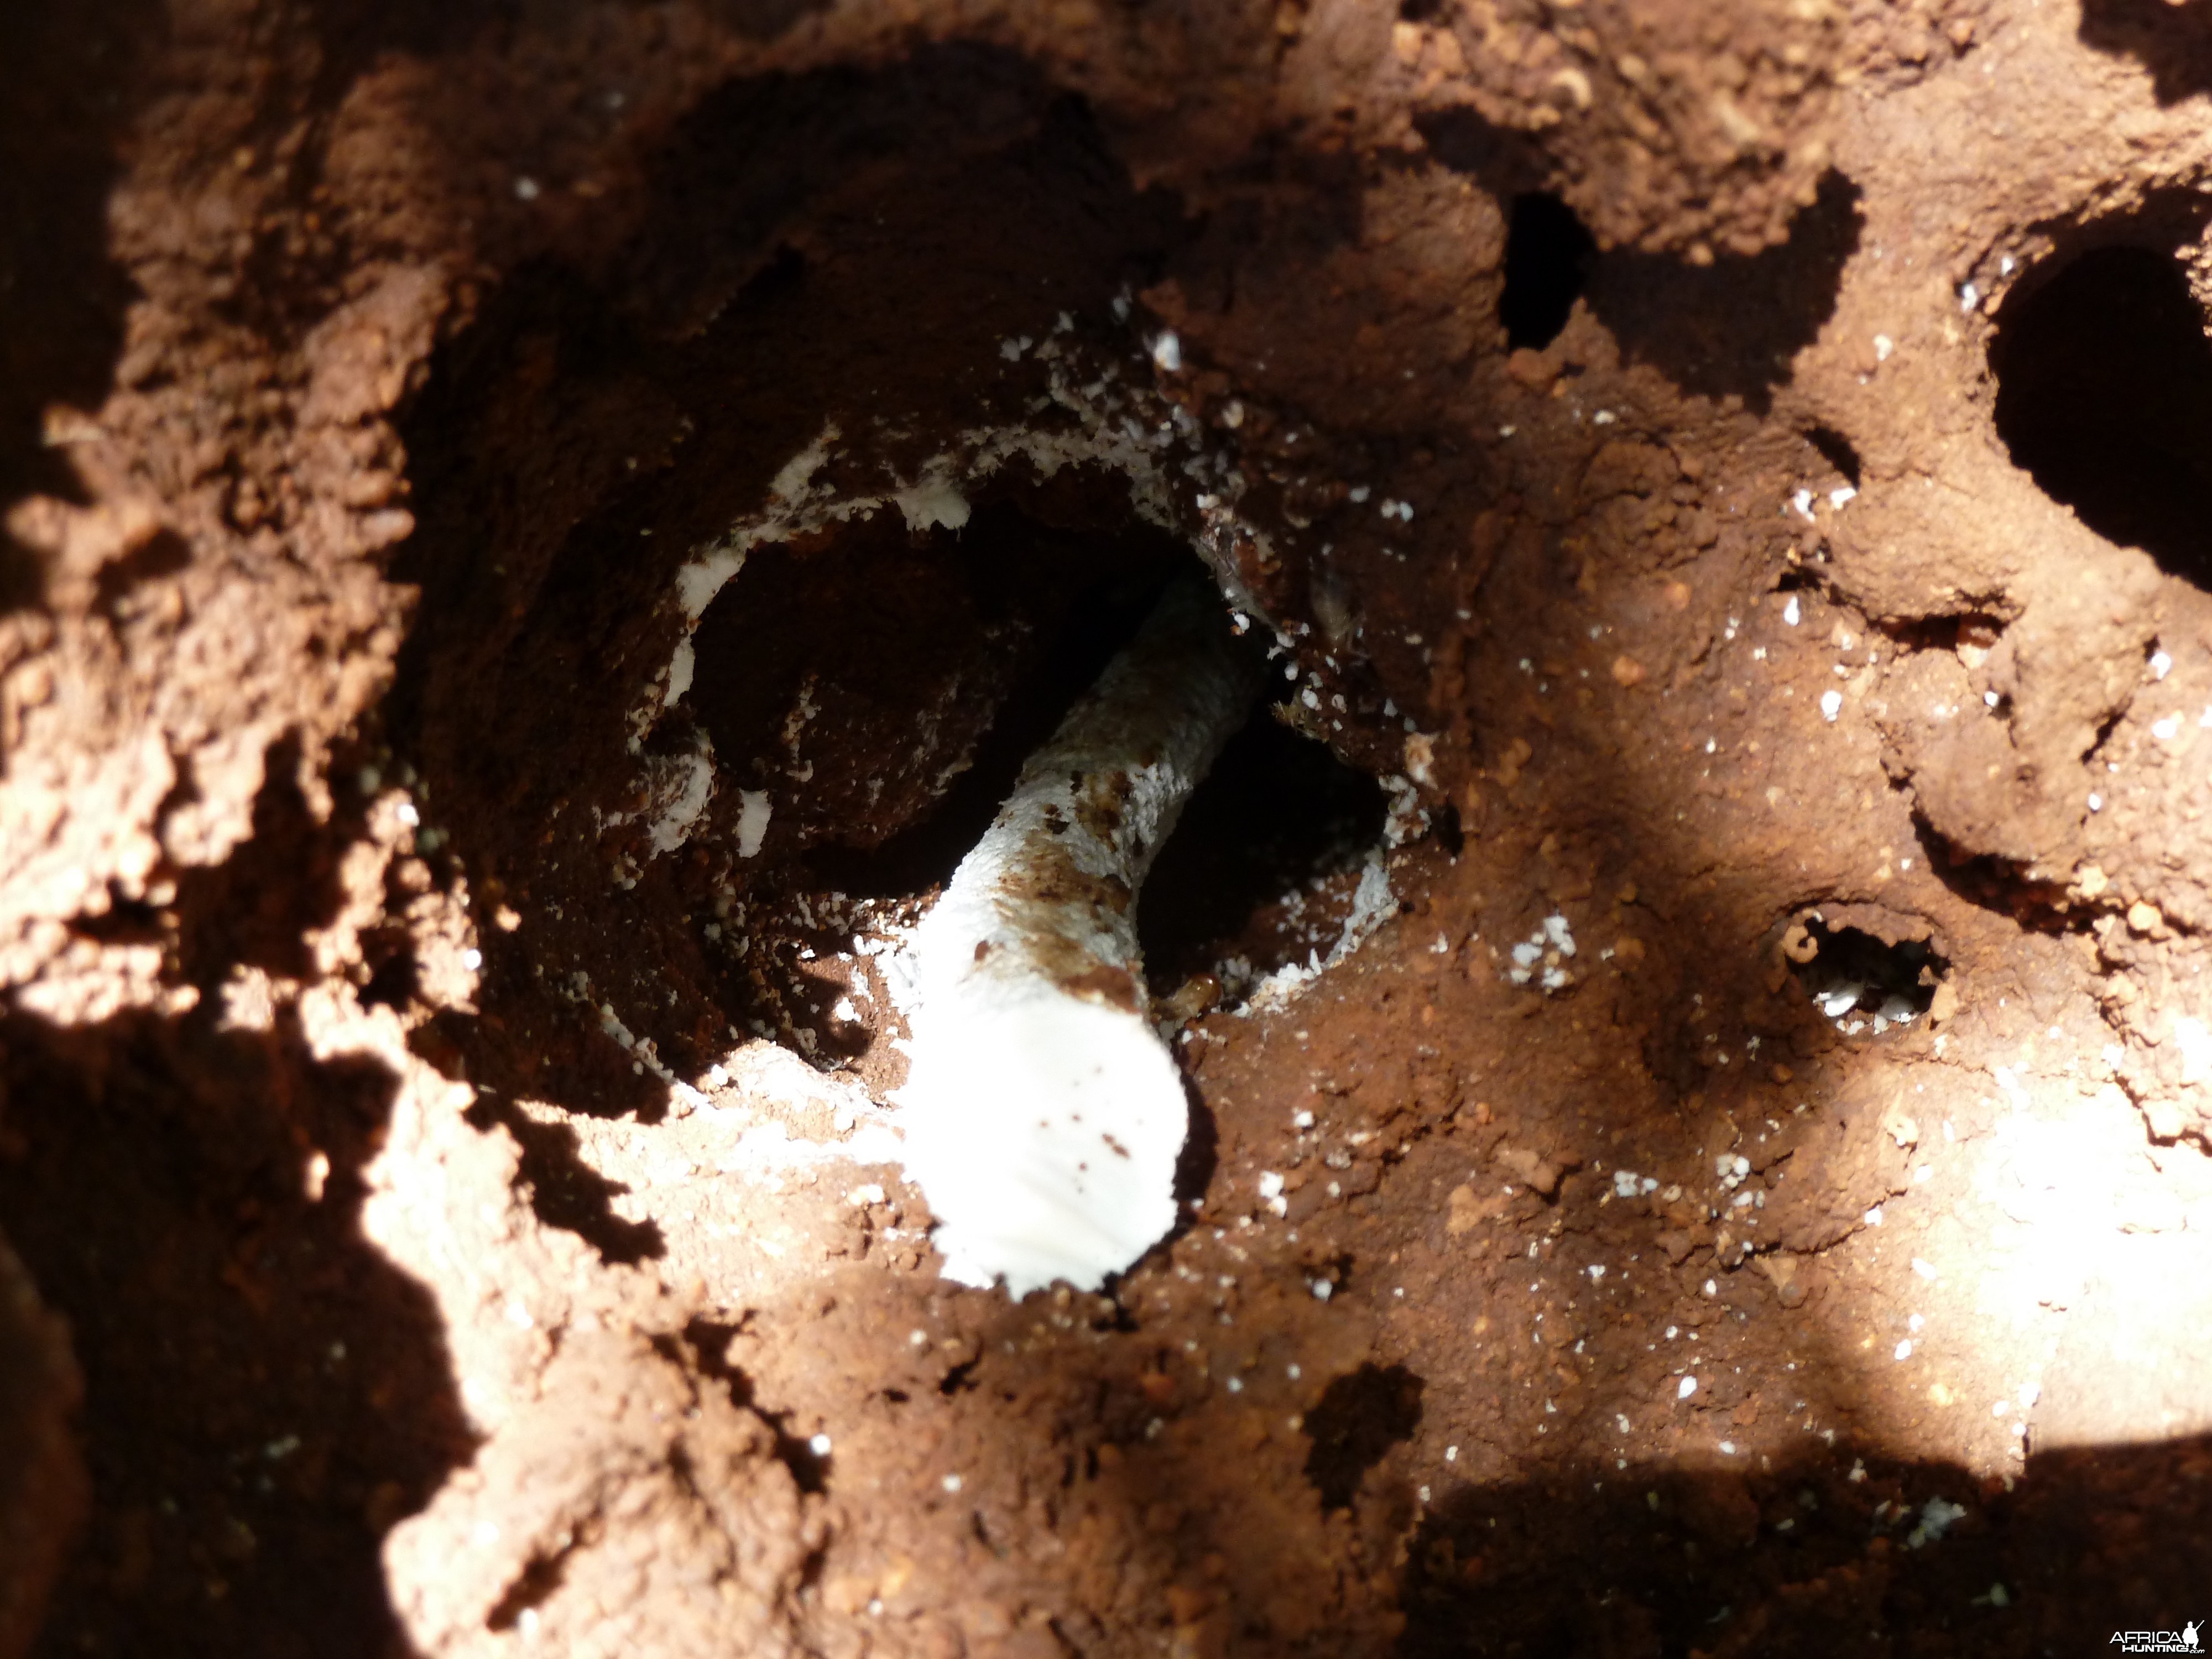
[10,6,2212,1657]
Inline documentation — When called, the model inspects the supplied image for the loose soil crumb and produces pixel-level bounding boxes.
[3,1,2212,1656]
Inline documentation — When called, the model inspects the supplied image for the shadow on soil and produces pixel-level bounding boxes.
[2080,0,2212,105]
[1392,1433,2212,1657]
[1416,110,1860,414]
[1582,170,1863,416]
[0,0,155,609]
[0,1004,471,1659]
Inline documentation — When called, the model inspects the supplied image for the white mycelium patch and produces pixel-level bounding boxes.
[894,581,1263,1296]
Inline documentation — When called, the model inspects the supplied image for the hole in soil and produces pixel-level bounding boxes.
[689,490,1388,1055]
[1806,425,1862,487]
[676,488,1202,1060]
[1781,916,1947,1034]
[484,1550,572,1631]
[1499,194,1597,351]
[766,503,1193,904]
[1991,243,2212,586]
[937,1356,980,1396]
[387,45,1413,1110]
[1303,1362,1423,1511]
[1137,707,1389,998]
[1867,611,2006,658]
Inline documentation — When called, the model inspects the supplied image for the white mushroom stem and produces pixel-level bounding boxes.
[895,578,1266,1296]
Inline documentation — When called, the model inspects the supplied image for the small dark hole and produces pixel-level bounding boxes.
[2089,704,2126,761]
[938,1357,980,1396]
[1432,800,1464,857]
[1786,919,1946,1028]
[770,1428,828,1494]
[776,519,1191,900]
[1303,1362,1423,1511]
[1806,425,1862,487]
[736,241,808,305]
[64,889,165,946]
[1870,612,2002,656]
[485,1550,571,1630]
[358,931,420,1011]
[1992,244,2212,586]
[1136,706,1389,993]
[1499,194,1597,352]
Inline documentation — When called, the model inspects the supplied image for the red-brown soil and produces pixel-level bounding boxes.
[5,1,2212,1656]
